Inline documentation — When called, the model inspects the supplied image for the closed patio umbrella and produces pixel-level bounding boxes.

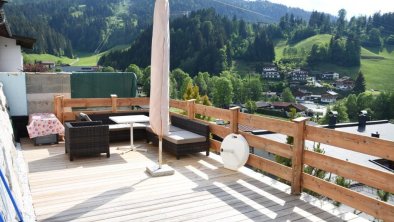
[146,0,174,176]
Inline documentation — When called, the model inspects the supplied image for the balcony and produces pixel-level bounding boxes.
[13,95,393,221]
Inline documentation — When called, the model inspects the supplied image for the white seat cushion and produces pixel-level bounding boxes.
[163,130,206,145]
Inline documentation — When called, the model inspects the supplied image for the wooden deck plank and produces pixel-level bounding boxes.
[20,138,364,222]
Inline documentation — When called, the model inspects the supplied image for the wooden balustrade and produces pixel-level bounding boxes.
[54,96,394,221]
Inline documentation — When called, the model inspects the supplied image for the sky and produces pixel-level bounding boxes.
[268,0,394,18]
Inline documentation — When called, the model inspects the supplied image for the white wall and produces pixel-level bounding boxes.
[0,73,27,116]
[0,36,23,72]
[0,83,36,221]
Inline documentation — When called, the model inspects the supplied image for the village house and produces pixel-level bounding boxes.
[334,76,354,91]
[271,101,307,113]
[262,91,278,98]
[321,90,339,103]
[261,66,281,79]
[321,72,340,80]
[37,61,56,70]
[294,89,312,101]
[289,68,308,81]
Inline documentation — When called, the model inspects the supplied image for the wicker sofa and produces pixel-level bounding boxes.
[77,111,149,142]
[65,121,110,161]
[146,115,210,159]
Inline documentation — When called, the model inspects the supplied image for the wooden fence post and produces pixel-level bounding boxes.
[187,99,196,119]
[54,95,59,116]
[230,107,240,134]
[54,95,63,123]
[111,94,118,113]
[291,117,308,195]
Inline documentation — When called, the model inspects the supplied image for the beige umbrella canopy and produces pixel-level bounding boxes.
[147,0,174,176]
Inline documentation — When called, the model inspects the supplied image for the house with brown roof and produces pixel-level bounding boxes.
[334,76,354,91]
[271,101,307,112]
[0,0,35,72]
[321,90,338,103]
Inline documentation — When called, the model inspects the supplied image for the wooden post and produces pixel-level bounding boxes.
[291,117,308,195]
[187,99,196,119]
[111,94,118,113]
[55,95,63,123]
[229,106,240,134]
[54,95,59,116]
[59,95,65,123]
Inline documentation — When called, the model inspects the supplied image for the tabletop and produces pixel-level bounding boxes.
[109,115,149,124]
[27,113,64,138]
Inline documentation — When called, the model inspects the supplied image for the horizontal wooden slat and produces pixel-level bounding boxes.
[170,99,187,110]
[304,150,394,193]
[305,125,394,161]
[302,173,394,221]
[117,97,149,106]
[194,104,232,121]
[209,124,231,139]
[63,98,112,107]
[238,113,296,137]
[247,154,292,182]
[209,139,221,153]
[239,132,293,159]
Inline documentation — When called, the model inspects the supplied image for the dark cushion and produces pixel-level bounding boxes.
[79,112,92,122]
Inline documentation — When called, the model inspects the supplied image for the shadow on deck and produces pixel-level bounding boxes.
[21,138,363,222]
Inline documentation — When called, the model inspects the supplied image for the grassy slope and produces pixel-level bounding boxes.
[24,45,130,66]
[23,53,76,65]
[273,34,394,92]
[360,47,394,91]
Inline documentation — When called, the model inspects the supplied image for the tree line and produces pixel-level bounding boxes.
[99,9,276,76]
[6,0,311,57]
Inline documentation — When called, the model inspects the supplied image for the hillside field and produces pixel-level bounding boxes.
[23,45,129,67]
[274,34,394,92]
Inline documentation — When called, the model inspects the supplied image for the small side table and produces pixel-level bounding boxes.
[26,113,64,146]
[109,115,149,153]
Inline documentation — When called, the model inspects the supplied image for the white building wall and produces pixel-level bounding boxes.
[0,73,27,116]
[0,36,23,72]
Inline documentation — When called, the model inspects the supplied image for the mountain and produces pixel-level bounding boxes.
[4,0,311,56]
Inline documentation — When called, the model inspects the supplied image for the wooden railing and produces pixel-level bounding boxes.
[54,95,394,221]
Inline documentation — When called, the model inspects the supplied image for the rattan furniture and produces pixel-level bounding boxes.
[65,121,110,161]
[146,115,210,159]
[76,112,148,142]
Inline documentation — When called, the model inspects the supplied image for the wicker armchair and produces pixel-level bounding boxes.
[65,121,110,161]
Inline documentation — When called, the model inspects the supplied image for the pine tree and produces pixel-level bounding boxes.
[353,71,366,94]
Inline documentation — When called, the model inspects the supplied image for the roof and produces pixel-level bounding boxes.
[290,103,307,111]
[0,1,36,49]
[61,66,100,72]
[271,101,291,108]
[270,102,306,111]
[255,101,271,108]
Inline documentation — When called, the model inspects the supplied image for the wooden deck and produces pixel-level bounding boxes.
[21,138,366,222]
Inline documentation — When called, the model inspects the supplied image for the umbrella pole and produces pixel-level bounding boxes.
[146,135,174,177]
[159,136,163,169]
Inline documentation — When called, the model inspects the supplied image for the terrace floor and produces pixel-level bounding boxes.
[21,138,366,222]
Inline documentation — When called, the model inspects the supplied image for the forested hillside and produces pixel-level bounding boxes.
[99,9,275,76]
[5,0,310,56]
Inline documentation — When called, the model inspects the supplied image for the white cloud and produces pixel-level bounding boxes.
[268,0,394,18]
